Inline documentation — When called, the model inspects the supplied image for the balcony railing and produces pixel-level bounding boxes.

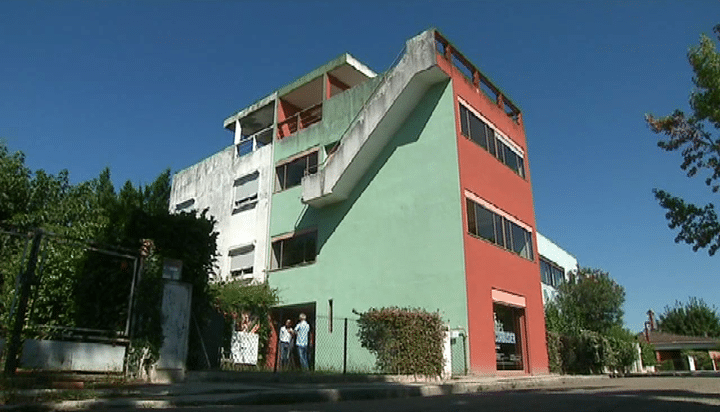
[277,103,323,139]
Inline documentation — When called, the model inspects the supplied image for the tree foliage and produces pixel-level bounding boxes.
[549,267,626,335]
[545,268,639,374]
[0,142,218,369]
[646,24,720,255]
[659,297,720,338]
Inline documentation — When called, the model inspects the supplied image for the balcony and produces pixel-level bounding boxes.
[276,103,322,139]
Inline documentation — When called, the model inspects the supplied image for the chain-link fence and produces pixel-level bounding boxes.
[220,314,469,376]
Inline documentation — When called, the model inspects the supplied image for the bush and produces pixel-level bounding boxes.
[546,329,639,374]
[356,307,444,376]
[639,341,657,367]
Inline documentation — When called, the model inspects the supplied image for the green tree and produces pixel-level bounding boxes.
[550,267,626,335]
[646,24,720,255]
[659,297,720,338]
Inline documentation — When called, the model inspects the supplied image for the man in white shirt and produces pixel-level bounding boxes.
[279,319,294,369]
[295,313,311,371]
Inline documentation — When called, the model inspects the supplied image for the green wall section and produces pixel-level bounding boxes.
[269,81,467,371]
[274,77,382,163]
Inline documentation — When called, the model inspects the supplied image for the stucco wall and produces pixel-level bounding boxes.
[443,53,548,375]
[170,143,274,282]
[269,81,468,341]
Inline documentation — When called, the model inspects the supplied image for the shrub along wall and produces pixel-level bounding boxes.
[356,307,445,377]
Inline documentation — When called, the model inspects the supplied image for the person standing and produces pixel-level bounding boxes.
[295,313,311,371]
[279,319,294,369]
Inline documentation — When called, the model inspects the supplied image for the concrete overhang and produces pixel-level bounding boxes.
[224,93,277,130]
[302,29,447,207]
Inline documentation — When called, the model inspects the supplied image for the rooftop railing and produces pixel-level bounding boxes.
[434,32,521,124]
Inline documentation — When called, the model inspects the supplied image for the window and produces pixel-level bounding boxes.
[175,198,195,212]
[229,245,254,277]
[494,303,525,371]
[466,198,534,260]
[458,102,525,178]
[275,151,319,191]
[233,172,259,212]
[271,231,317,270]
[540,257,565,287]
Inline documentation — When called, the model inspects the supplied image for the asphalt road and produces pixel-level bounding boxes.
[166,376,720,412]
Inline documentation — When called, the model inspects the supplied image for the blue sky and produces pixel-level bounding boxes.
[1,1,718,332]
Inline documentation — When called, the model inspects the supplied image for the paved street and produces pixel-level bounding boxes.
[59,376,719,412]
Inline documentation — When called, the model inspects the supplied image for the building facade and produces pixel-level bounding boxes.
[170,29,550,375]
[536,233,579,304]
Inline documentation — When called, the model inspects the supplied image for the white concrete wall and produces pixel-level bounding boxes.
[20,340,125,372]
[536,232,579,304]
[170,142,274,283]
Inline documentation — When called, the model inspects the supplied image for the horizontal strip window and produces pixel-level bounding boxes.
[540,257,565,288]
[466,198,533,260]
[271,230,317,270]
[458,102,525,178]
[275,150,319,192]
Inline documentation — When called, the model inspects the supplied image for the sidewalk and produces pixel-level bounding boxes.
[0,371,611,410]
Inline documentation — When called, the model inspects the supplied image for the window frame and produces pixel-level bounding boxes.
[275,149,320,192]
[270,229,318,270]
[465,195,534,261]
[457,100,526,179]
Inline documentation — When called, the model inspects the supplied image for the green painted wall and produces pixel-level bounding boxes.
[274,77,382,163]
[269,81,467,371]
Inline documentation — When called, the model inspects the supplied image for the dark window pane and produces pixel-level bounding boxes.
[277,231,317,268]
[504,145,518,172]
[468,113,488,149]
[487,133,497,157]
[285,158,306,188]
[237,139,254,157]
[504,219,513,251]
[494,214,505,248]
[476,204,495,242]
[307,151,319,175]
[552,267,564,287]
[540,260,551,284]
[496,139,506,163]
[466,198,477,235]
[459,105,469,137]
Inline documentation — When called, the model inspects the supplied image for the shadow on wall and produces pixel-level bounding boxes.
[294,80,450,252]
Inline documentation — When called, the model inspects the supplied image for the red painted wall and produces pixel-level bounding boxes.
[437,55,548,375]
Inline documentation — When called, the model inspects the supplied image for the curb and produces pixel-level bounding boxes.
[20,374,612,410]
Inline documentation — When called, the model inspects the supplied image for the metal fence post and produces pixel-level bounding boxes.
[343,318,348,374]
[4,229,43,376]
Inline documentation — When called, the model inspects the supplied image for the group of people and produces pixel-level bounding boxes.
[279,313,311,370]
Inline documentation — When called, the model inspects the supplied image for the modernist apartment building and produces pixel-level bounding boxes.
[170,29,552,375]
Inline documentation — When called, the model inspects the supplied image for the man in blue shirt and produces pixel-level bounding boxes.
[295,313,311,370]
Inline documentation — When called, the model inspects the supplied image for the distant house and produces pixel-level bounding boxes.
[639,315,720,371]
